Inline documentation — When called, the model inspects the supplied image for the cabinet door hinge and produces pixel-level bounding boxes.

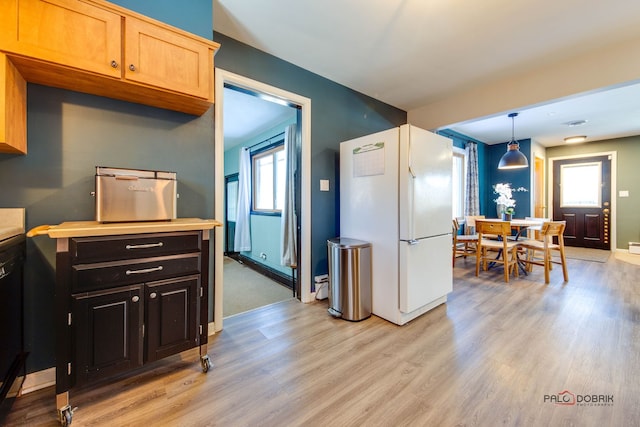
[68,312,72,326]
[199,324,203,335]
[142,324,145,338]
[67,362,72,375]
[200,287,203,298]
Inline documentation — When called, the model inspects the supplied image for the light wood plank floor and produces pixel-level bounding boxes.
[6,254,640,426]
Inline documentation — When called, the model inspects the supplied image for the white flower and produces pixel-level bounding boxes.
[493,183,527,214]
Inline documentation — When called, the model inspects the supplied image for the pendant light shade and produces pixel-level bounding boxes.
[498,113,529,170]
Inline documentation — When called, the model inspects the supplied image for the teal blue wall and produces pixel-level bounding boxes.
[485,139,532,217]
[109,0,212,39]
[224,118,297,276]
[213,32,407,278]
[438,129,532,217]
[0,3,214,373]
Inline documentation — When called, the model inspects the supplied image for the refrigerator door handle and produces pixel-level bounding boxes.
[408,131,416,178]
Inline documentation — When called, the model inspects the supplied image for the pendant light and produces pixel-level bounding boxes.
[498,112,529,169]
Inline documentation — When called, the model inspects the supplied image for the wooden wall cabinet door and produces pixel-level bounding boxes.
[72,284,144,386]
[124,17,213,100]
[0,53,26,154]
[145,275,199,363]
[13,0,122,78]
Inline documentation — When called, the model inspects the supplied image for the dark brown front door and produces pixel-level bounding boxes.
[552,155,611,249]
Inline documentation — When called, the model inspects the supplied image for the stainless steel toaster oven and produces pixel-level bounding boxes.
[95,167,177,222]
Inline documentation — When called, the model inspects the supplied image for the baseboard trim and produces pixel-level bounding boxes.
[229,254,293,289]
[21,367,55,395]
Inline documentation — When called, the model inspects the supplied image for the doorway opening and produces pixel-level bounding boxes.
[222,85,298,317]
[548,151,617,251]
[213,69,312,332]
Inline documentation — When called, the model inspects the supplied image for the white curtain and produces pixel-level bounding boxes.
[280,124,298,267]
[465,142,480,216]
[234,147,252,252]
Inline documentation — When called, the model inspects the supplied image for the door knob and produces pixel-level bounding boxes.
[132,295,140,303]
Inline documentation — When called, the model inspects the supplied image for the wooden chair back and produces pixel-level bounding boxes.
[540,221,565,239]
[464,215,485,235]
[453,218,479,266]
[525,216,549,240]
[475,219,511,240]
[475,219,520,282]
[519,221,568,284]
[453,218,462,234]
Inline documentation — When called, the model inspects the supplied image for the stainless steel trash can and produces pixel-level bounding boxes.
[327,238,372,321]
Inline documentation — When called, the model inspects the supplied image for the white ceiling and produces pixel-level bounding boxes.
[215,0,640,147]
[223,87,297,149]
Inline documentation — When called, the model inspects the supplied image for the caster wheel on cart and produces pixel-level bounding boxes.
[200,355,212,373]
[59,406,74,426]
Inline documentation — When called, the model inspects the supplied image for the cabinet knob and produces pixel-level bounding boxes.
[149,292,157,299]
[129,64,136,72]
[110,60,118,69]
[132,295,140,303]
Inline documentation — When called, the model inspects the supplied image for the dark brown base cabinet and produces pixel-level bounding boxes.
[54,230,212,426]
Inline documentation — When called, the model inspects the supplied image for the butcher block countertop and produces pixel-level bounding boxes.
[27,218,222,239]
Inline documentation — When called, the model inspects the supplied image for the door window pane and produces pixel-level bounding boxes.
[560,162,601,207]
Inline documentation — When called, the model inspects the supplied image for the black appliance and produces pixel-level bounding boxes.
[0,233,27,422]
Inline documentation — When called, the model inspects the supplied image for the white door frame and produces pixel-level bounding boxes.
[548,150,617,251]
[212,68,313,332]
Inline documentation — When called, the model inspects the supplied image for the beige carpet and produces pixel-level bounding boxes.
[615,251,640,266]
[223,257,293,318]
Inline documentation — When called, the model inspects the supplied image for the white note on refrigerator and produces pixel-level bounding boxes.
[353,142,385,177]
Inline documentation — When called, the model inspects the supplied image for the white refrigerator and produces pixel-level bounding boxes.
[340,124,452,325]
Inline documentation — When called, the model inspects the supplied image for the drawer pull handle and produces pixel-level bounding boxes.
[131,295,140,303]
[126,266,163,275]
[149,292,157,299]
[126,242,164,250]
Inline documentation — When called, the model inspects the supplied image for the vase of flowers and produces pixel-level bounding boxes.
[493,183,527,220]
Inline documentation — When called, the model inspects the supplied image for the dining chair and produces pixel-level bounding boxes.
[518,221,569,284]
[475,219,521,283]
[524,216,549,239]
[464,215,485,235]
[452,218,478,267]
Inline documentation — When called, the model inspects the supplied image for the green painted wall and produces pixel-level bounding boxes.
[213,32,407,278]
[546,135,640,249]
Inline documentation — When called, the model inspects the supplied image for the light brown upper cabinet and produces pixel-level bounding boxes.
[124,16,213,99]
[7,0,123,79]
[0,53,27,154]
[0,0,219,154]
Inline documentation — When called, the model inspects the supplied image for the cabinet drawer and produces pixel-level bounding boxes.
[71,231,201,263]
[71,253,201,293]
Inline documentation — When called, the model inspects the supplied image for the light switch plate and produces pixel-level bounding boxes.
[320,179,330,191]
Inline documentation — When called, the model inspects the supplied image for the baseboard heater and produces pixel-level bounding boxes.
[629,242,640,255]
